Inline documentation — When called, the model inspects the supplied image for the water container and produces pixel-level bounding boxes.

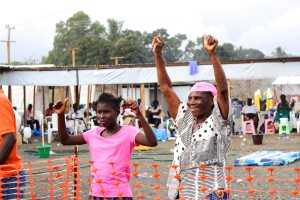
[238,125,242,135]
[280,118,288,123]
[24,127,32,140]
[155,128,167,141]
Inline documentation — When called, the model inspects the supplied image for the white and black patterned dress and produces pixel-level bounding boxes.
[167,97,232,199]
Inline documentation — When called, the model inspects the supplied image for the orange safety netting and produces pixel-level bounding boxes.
[0,156,80,200]
[1,157,300,199]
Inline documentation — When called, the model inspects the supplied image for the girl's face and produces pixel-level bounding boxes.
[96,102,119,127]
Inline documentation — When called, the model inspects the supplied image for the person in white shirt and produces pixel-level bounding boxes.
[66,103,84,134]
[147,100,162,128]
[241,98,259,131]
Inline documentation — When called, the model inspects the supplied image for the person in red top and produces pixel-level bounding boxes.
[45,103,55,116]
[0,89,25,199]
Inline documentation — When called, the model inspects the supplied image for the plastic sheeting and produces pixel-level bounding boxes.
[272,76,300,96]
[0,70,78,86]
[234,151,300,166]
[1,62,300,86]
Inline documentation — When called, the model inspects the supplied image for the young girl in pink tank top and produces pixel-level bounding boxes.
[54,93,157,199]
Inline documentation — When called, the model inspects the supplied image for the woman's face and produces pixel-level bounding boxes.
[187,91,214,118]
[96,102,119,127]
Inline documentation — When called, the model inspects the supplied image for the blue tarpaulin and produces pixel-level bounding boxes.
[234,151,300,166]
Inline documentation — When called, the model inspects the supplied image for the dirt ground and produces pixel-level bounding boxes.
[18,132,300,200]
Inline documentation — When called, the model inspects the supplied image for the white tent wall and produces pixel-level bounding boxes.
[2,85,47,120]
[3,85,34,113]
[35,86,50,117]
[272,76,300,101]
[2,60,300,111]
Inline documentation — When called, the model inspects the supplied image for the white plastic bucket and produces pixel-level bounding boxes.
[24,127,32,139]
[280,118,288,123]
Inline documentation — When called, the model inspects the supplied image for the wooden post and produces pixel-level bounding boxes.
[69,48,79,104]
[135,85,137,100]
[1,25,15,102]
[52,87,55,105]
[8,86,12,103]
[23,86,27,126]
[154,83,158,100]
[140,84,146,116]
[110,85,113,94]
[131,84,134,98]
[59,87,65,100]
[87,85,91,115]
[161,92,164,116]
[119,84,122,97]
[33,86,36,118]
[110,56,124,65]
[148,83,151,106]
[43,87,45,117]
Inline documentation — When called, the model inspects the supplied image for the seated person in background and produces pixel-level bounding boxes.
[120,98,130,115]
[89,101,100,127]
[84,102,93,118]
[123,108,136,126]
[274,94,292,122]
[138,99,142,111]
[147,100,162,128]
[291,96,300,118]
[45,103,55,116]
[66,103,84,134]
[26,104,40,131]
[241,98,259,132]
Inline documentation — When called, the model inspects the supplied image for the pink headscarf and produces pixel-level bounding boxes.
[189,82,217,96]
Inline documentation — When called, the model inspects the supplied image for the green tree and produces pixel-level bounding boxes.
[43,11,108,65]
[271,46,288,57]
[142,29,187,63]
[113,30,147,64]
[235,46,265,60]
[184,37,265,61]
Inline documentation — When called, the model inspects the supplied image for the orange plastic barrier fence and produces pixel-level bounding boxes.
[2,157,300,199]
[0,156,80,200]
[81,162,300,200]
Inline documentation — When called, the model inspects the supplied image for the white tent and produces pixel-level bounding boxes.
[2,62,300,85]
[272,76,300,97]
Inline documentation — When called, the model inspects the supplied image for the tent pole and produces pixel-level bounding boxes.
[148,83,151,107]
[8,85,12,102]
[52,87,55,105]
[154,83,158,100]
[140,84,146,116]
[23,86,27,127]
[33,86,36,119]
[43,86,45,117]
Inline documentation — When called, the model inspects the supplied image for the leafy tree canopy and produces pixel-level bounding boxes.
[43,11,292,66]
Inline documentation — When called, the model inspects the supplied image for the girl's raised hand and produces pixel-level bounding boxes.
[54,98,69,115]
[127,96,139,115]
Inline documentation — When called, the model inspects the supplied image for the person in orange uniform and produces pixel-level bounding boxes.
[0,89,25,199]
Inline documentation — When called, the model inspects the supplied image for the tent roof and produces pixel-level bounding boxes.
[272,76,300,85]
[1,57,300,86]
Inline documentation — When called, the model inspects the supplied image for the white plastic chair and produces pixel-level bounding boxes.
[47,113,58,143]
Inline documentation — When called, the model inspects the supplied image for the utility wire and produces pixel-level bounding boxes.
[0,0,95,32]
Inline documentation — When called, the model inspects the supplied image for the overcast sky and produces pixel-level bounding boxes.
[0,0,299,64]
